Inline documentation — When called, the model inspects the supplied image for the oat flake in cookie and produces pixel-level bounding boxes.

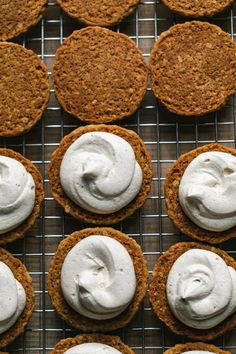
[162,0,233,17]
[0,42,50,137]
[0,0,47,41]
[53,27,148,124]
[56,0,140,26]
[149,21,236,116]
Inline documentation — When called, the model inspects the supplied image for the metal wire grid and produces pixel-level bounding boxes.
[1,0,236,353]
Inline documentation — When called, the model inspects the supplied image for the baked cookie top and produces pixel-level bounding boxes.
[47,227,148,332]
[50,333,134,354]
[162,0,233,17]
[0,42,50,137]
[53,26,148,124]
[56,0,139,26]
[149,21,236,116]
[163,342,230,354]
[0,0,47,41]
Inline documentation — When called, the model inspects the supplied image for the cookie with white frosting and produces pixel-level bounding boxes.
[163,343,230,354]
[47,227,148,331]
[0,148,44,245]
[50,333,134,354]
[48,124,152,225]
[149,242,236,340]
[165,143,236,244]
[0,247,34,348]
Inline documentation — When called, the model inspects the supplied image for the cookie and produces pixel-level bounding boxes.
[149,21,236,116]
[165,143,236,244]
[0,0,47,41]
[48,124,152,225]
[0,247,34,348]
[149,242,236,341]
[53,26,148,124]
[51,333,134,354]
[47,227,148,331]
[56,0,139,26]
[161,0,233,17]
[164,342,230,354]
[0,148,44,245]
[0,42,50,137]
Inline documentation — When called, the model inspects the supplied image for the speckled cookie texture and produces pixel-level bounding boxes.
[165,143,236,244]
[53,26,148,124]
[164,342,230,354]
[0,148,44,245]
[149,242,236,341]
[0,247,34,348]
[56,0,140,26]
[0,0,47,41]
[47,227,148,331]
[161,0,233,17]
[0,42,50,137]
[149,21,236,116]
[51,333,135,354]
[48,124,152,225]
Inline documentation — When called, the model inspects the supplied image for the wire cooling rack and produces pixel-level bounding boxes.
[2,0,236,353]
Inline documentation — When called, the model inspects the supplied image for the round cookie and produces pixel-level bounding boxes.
[149,241,236,341]
[0,247,34,348]
[51,333,134,354]
[0,148,44,245]
[47,227,148,331]
[165,143,236,244]
[0,0,47,41]
[0,42,50,137]
[161,0,233,17]
[56,0,139,26]
[53,26,148,124]
[48,124,152,225]
[149,21,236,116]
[164,343,230,354]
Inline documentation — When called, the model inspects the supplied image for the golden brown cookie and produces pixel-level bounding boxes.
[0,42,50,137]
[0,0,47,41]
[149,21,236,116]
[161,0,233,17]
[56,0,139,26]
[47,227,148,331]
[0,247,34,348]
[0,148,44,245]
[149,241,236,341]
[164,342,230,354]
[165,143,236,244]
[48,124,152,225]
[51,333,134,354]
[53,27,148,124]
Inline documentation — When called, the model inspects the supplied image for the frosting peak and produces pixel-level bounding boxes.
[60,132,143,214]
[64,343,122,354]
[167,249,236,329]
[61,235,136,320]
[0,156,35,234]
[179,151,236,231]
[0,261,26,334]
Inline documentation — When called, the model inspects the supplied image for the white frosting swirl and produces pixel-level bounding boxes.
[61,235,136,320]
[0,261,26,334]
[60,132,143,214]
[183,352,214,354]
[64,343,122,354]
[179,151,236,232]
[0,156,35,234]
[167,249,236,329]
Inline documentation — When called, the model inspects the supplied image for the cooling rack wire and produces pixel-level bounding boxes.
[2,0,236,353]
